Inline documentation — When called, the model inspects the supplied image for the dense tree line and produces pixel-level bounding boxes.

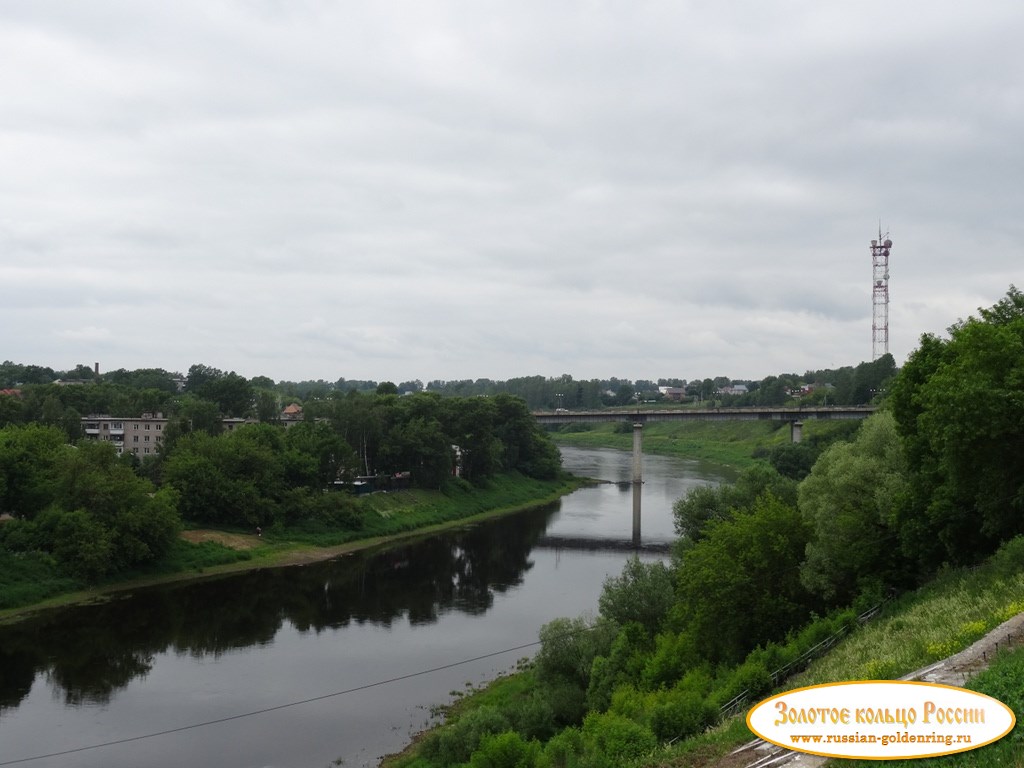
[0,390,561,583]
[1,354,894,439]
[391,286,1024,768]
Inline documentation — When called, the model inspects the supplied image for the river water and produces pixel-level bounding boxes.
[0,447,735,768]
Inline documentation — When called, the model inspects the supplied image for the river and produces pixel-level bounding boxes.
[0,447,736,768]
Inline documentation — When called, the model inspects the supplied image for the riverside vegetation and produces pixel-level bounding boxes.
[382,286,1024,768]
[0,391,568,614]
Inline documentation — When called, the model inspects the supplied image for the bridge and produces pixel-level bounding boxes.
[532,405,875,431]
[533,406,876,546]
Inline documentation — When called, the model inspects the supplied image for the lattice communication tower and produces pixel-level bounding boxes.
[871,227,892,361]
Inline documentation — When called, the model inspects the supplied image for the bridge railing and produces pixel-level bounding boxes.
[532,406,875,425]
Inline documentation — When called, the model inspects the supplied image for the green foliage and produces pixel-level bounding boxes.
[802,536,1024,686]
[890,286,1024,568]
[0,549,80,609]
[767,441,817,480]
[586,623,652,712]
[649,688,716,742]
[420,705,511,766]
[537,726,583,768]
[672,463,796,544]
[0,436,181,581]
[535,618,617,693]
[504,691,558,741]
[798,411,907,604]
[671,493,816,664]
[0,423,70,518]
[535,617,617,726]
[468,731,542,768]
[597,557,674,635]
[641,628,699,690]
[578,711,656,766]
[158,538,252,572]
[163,424,299,527]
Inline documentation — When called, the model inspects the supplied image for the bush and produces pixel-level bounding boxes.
[420,705,511,766]
[542,680,588,728]
[586,623,651,712]
[535,618,616,691]
[505,692,557,741]
[649,688,715,742]
[641,631,697,690]
[716,659,772,707]
[468,731,541,768]
[538,726,583,768]
[580,711,656,766]
[598,557,674,635]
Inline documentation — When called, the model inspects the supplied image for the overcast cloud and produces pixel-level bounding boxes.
[2,1,1022,384]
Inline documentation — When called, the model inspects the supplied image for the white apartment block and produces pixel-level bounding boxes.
[82,413,168,457]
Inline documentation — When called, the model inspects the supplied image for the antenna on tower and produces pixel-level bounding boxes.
[870,226,892,361]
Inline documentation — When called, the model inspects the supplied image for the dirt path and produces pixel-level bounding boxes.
[726,612,1024,768]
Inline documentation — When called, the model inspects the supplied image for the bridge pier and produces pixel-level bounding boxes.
[632,422,643,545]
[790,421,803,443]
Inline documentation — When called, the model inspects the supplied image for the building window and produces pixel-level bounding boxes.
[145,424,150,430]
[156,424,162,431]
[144,448,150,454]
[133,436,139,443]
[144,436,150,442]
[134,424,139,430]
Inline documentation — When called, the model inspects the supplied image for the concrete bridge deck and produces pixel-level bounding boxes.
[532,405,875,425]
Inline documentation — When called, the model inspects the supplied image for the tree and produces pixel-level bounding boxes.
[598,557,674,635]
[172,395,223,436]
[0,394,25,427]
[51,441,180,574]
[163,429,282,527]
[673,464,796,544]
[200,372,253,417]
[756,376,788,406]
[185,363,223,393]
[284,421,358,487]
[798,412,906,603]
[671,493,814,664]
[889,286,1024,568]
[0,424,70,518]
[254,390,280,424]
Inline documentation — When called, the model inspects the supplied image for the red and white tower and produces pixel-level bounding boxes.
[870,227,892,361]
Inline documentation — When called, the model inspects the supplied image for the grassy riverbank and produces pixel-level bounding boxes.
[548,419,859,468]
[0,472,585,623]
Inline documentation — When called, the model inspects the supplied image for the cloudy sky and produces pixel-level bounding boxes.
[2,1,1021,385]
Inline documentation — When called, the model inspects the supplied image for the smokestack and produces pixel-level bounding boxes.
[94,362,100,376]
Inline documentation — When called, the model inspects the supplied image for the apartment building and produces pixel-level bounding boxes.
[81,413,168,457]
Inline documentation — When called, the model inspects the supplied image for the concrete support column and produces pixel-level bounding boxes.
[791,421,804,444]
[632,422,643,545]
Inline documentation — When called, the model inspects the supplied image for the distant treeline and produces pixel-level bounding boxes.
[0,355,897,432]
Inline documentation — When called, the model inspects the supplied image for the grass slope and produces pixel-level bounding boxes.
[550,419,857,468]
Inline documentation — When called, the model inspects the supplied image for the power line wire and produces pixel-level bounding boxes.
[0,638,547,766]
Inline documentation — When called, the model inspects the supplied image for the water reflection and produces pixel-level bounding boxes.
[0,447,735,768]
[0,504,558,712]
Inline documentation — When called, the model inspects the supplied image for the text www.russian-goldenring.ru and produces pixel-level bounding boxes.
[790,732,972,747]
